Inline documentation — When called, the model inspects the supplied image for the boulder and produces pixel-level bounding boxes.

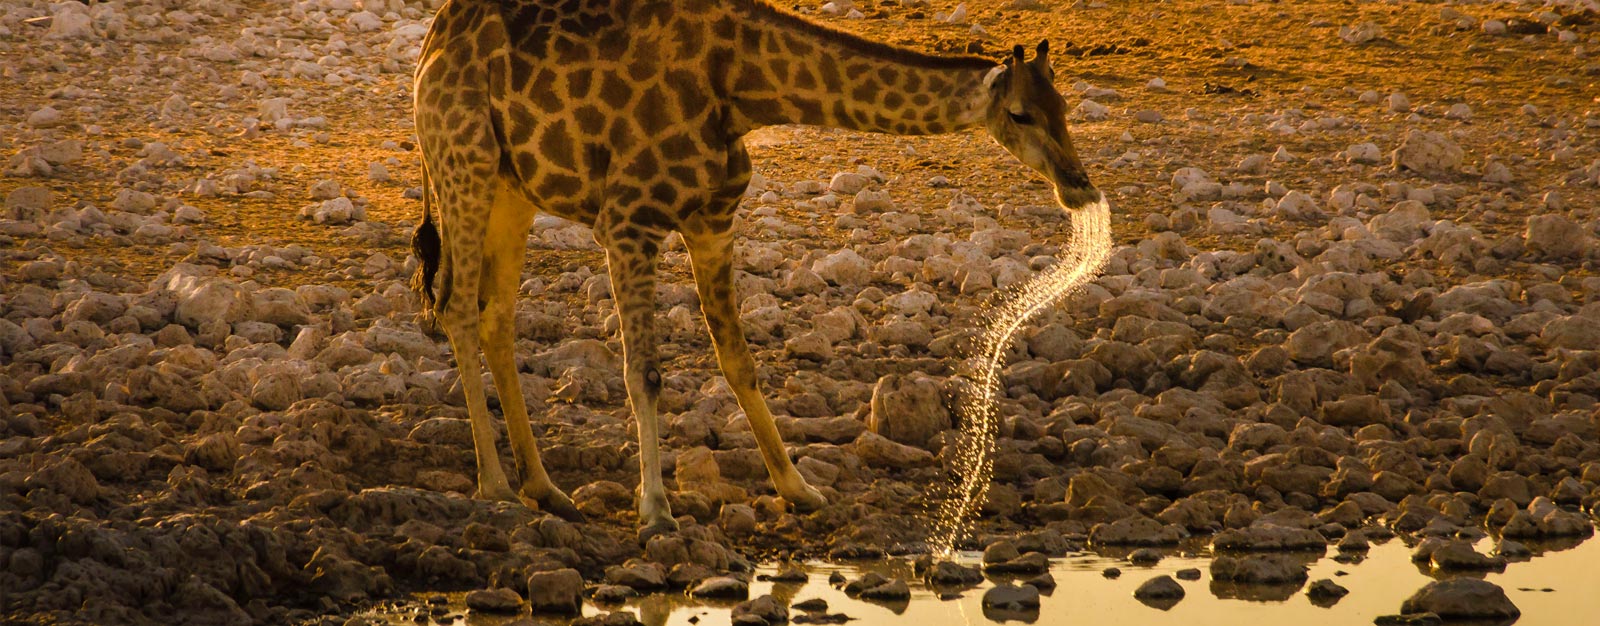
[866,373,950,448]
[1400,579,1519,619]
[1391,130,1463,178]
[527,569,584,614]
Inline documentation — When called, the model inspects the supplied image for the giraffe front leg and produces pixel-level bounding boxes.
[685,228,827,512]
[603,238,678,542]
[479,188,584,522]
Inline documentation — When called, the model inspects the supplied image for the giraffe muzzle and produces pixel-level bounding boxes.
[1052,180,1102,213]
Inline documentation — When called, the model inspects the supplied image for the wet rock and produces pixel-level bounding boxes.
[925,561,984,586]
[573,612,646,626]
[1212,524,1327,551]
[1307,579,1349,604]
[527,569,584,614]
[866,373,950,448]
[985,552,1050,575]
[690,576,749,600]
[859,578,910,601]
[1210,555,1309,584]
[465,588,522,613]
[1090,517,1187,546]
[1400,579,1519,619]
[1134,575,1185,608]
[1175,568,1202,581]
[604,560,667,591]
[1428,541,1506,571]
[981,583,1041,610]
[733,594,788,625]
[590,585,639,604]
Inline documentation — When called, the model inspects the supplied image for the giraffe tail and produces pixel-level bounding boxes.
[411,162,443,334]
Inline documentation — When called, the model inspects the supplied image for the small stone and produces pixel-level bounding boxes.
[1387,92,1411,113]
[1133,109,1162,124]
[1308,579,1349,602]
[1133,575,1185,601]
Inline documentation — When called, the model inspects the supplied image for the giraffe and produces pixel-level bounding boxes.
[410,0,1099,540]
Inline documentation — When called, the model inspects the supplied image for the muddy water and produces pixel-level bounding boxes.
[367,526,1597,626]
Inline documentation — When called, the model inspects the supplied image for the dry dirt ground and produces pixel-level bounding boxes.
[2,0,1600,624]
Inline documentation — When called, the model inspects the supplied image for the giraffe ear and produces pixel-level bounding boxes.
[1011,44,1027,62]
[1032,39,1051,70]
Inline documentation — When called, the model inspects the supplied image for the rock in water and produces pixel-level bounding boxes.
[527,569,584,614]
[1400,579,1519,619]
[1133,575,1185,602]
[690,576,749,600]
[732,594,788,624]
[981,583,1041,610]
[1210,554,1309,584]
[464,588,522,613]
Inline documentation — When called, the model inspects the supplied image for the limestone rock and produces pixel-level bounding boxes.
[866,373,950,448]
[1391,130,1463,178]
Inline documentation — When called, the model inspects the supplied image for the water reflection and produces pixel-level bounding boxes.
[366,522,1599,626]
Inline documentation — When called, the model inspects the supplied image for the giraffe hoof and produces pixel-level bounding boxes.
[637,517,679,545]
[475,485,521,504]
[784,484,828,513]
[522,488,587,523]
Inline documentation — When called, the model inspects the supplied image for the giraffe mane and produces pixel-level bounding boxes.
[735,0,1000,71]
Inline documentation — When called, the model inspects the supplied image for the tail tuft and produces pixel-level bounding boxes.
[411,214,441,333]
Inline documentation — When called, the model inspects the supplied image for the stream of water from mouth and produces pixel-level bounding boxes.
[926,196,1113,557]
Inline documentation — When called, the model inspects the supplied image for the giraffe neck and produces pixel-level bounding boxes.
[723,3,999,136]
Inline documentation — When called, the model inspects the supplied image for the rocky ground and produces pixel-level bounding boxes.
[3,0,1600,624]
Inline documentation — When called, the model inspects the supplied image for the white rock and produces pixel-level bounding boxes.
[1339,22,1383,44]
[812,249,871,288]
[1525,215,1591,260]
[348,11,383,31]
[46,11,96,39]
[27,107,62,128]
[853,189,894,212]
[1075,99,1108,121]
[1391,130,1463,178]
[1386,92,1411,113]
[1345,142,1381,164]
[829,171,871,195]
[1171,167,1211,189]
[1482,160,1513,184]
[1275,190,1322,221]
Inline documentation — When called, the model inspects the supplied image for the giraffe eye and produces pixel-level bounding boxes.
[1008,111,1034,125]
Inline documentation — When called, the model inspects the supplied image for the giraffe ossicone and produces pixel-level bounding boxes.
[410,0,1097,540]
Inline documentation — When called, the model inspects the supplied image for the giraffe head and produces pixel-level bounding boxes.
[983,41,1100,211]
